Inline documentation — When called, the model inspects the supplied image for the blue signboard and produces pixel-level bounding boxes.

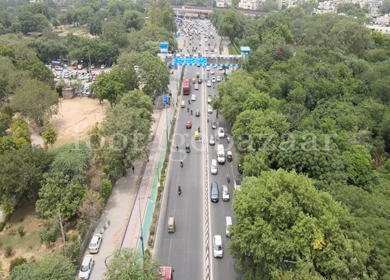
[163,95,168,103]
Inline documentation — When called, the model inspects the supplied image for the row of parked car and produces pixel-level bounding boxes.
[78,233,103,279]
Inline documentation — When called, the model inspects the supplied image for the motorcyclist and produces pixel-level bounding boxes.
[188,100,191,104]
[178,186,182,195]
[198,126,200,132]
[213,84,215,89]
[207,117,209,123]
[227,136,230,143]
[191,110,193,115]
[187,107,189,112]
[227,173,230,183]
[180,160,183,167]
[176,144,178,151]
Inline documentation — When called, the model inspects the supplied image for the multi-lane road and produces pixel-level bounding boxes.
[156,20,243,280]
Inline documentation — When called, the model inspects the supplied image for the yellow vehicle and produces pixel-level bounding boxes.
[199,42,201,46]
[227,151,233,162]
[168,217,175,233]
[181,101,185,108]
[189,41,192,45]
[192,78,196,84]
[196,72,200,78]
[194,131,199,140]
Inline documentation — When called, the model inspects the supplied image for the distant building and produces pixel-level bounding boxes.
[313,0,336,13]
[216,0,232,7]
[366,24,390,34]
[238,0,263,10]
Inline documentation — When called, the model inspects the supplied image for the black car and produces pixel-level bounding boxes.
[210,183,219,202]
[195,109,200,117]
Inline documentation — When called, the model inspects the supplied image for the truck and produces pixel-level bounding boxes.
[159,266,173,280]
[77,63,83,70]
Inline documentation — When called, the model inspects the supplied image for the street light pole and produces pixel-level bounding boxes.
[138,197,145,256]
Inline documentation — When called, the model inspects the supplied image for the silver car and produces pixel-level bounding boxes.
[207,81,212,87]
[209,135,215,146]
[89,234,103,254]
[207,95,212,104]
[222,185,230,201]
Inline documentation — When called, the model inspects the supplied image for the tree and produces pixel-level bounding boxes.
[218,10,243,42]
[123,10,144,31]
[78,190,103,223]
[230,169,372,279]
[36,172,86,219]
[342,145,376,189]
[11,117,31,148]
[48,142,92,184]
[104,248,159,280]
[102,21,128,47]
[1,194,14,216]
[76,6,94,25]
[42,124,58,149]
[0,145,51,206]
[9,254,75,280]
[88,16,102,36]
[12,79,58,127]
[330,19,371,57]
[0,113,11,137]
[148,0,176,32]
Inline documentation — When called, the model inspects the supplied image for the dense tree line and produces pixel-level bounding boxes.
[211,7,390,279]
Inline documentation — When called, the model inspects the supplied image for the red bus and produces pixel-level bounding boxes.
[183,78,190,95]
[159,266,173,280]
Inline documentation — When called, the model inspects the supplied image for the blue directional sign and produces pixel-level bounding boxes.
[163,95,169,103]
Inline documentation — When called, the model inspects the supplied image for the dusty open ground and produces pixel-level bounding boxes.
[49,97,109,148]
[0,201,65,278]
[56,25,94,38]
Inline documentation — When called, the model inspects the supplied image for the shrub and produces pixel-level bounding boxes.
[101,179,112,203]
[9,257,27,273]
[17,226,25,237]
[5,245,13,257]
[0,222,5,232]
[71,235,78,242]
[37,219,59,245]
[8,229,16,236]
[76,220,89,239]
[62,240,81,266]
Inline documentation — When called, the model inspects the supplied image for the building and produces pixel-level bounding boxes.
[216,0,232,7]
[313,0,336,13]
[62,88,76,99]
[366,24,390,34]
[238,0,263,10]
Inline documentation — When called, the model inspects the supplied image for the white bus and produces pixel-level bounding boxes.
[217,144,225,164]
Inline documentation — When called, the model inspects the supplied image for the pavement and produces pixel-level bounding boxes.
[84,110,162,280]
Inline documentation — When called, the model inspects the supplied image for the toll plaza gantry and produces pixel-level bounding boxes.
[158,42,250,68]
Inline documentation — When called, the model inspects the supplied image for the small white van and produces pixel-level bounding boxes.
[213,235,223,258]
[217,144,225,164]
[211,159,218,175]
[226,216,232,237]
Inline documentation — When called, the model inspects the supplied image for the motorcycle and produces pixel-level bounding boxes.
[180,161,183,168]
[191,110,193,115]
[178,186,182,195]
[188,100,191,104]
[198,126,200,132]
[187,107,189,112]
[227,174,230,183]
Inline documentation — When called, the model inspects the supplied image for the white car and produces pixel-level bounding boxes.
[101,64,105,69]
[89,234,103,254]
[212,77,216,83]
[211,159,218,174]
[54,66,62,71]
[217,76,221,82]
[210,70,215,75]
[213,235,223,258]
[206,66,210,71]
[207,81,212,87]
[205,38,208,42]
[219,66,223,71]
[79,255,94,279]
[218,127,225,138]
[222,185,230,201]
[208,106,213,114]
[207,95,212,104]
[191,94,196,101]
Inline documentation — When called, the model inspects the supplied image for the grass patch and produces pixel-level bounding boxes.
[228,43,240,55]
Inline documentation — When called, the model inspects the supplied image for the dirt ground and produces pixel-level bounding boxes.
[50,97,109,148]
[56,25,94,38]
[0,201,64,278]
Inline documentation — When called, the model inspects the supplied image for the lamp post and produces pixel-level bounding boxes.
[138,196,151,255]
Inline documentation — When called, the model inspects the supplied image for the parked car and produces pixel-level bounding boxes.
[89,234,103,254]
[101,64,105,69]
[79,255,94,279]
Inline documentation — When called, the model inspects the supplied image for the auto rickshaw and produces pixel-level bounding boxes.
[186,143,191,153]
[194,131,199,140]
[192,78,196,84]
[181,101,185,108]
[196,72,200,78]
[168,217,175,233]
[211,121,217,129]
[238,164,243,174]
[227,151,233,162]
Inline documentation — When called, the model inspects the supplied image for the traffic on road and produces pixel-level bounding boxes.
[156,18,243,280]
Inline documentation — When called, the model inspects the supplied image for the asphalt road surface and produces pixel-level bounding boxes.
[157,19,243,280]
